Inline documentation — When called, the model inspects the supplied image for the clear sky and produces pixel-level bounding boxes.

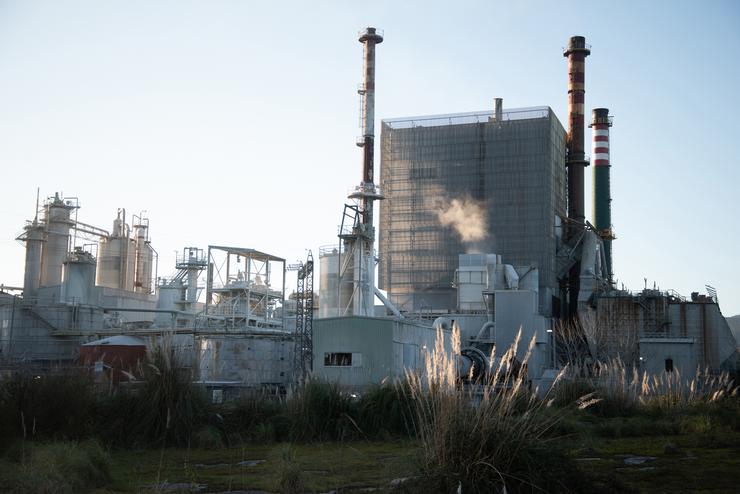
[1,0,738,316]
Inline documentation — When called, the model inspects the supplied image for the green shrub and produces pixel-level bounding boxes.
[193,425,223,449]
[217,391,285,444]
[0,371,97,442]
[94,339,208,447]
[252,421,277,443]
[593,416,679,438]
[551,379,596,408]
[5,439,111,494]
[357,381,415,438]
[275,445,305,494]
[286,379,357,442]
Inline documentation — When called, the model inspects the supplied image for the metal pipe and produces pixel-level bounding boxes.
[374,286,404,319]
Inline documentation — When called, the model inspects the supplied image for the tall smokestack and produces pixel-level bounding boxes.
[563,36,590,237]
[342,27,384,317]
[357,27,383,231]
[590,108,614,280]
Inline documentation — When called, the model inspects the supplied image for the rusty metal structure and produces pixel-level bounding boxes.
[562,36,591,319]
[330,27,384,317]
[563,36,591,234]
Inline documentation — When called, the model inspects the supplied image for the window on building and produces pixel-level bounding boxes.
[665,358,674,373]
[324,352,352,366]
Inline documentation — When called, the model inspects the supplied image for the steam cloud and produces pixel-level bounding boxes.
[437,197,488,244]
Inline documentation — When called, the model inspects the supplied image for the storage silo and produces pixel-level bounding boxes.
[134,221,154,294]
[96,210,136,291]
[318,246,354,318]
[22,221,45,299]
[61,249,97,305]
[39,193,76,287]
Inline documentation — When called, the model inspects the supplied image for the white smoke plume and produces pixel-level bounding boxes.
[437,197,488,245]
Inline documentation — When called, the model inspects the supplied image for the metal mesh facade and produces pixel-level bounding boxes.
[378,107,566,316]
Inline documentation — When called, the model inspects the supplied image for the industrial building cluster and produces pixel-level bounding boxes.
[1,30,737,396]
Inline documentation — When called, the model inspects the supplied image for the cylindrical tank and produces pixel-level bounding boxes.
[155,281,184,327]
[319,248,350,318]
[97,236,136,290]
[134,224,154,294]
[61,250,97,305]
[39,195,75,287]
[23,223,45,299]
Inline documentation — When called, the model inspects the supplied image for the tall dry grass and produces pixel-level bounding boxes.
[405,328,586,493]
[584,358,738,416]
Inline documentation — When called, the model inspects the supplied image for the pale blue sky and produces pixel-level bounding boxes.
[1,1,738,315]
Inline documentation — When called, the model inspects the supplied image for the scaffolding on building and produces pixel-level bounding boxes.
[378,106,566,316]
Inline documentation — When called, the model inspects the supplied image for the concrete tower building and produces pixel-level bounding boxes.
[378,105,567,316]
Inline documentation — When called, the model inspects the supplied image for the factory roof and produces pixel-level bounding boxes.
[209,245,285,263]
[82,335,147,347]
[382,106,551,129]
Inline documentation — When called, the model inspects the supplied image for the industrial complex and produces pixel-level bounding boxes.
[0,30,737,396]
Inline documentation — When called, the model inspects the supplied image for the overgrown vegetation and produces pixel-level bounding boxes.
[1,439,111,494]
[404,329,590,493]
[0,370,98,442]
[0,331,738,492]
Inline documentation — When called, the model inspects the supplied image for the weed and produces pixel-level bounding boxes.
[4,439,111,493]
[405,328,589,493]
[275,445,305,494]
[357,380,415,438]
[286,379,357,442]
[0,370,97,442]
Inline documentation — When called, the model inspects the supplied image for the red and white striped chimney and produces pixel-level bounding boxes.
[592,109,610,166]
[590,108,614,280]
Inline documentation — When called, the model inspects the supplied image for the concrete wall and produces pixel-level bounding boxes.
[313,317,394,387]
[595,292,738,374]
[0,294,106,363]
[492,290,550,377]
[639,339,697,375]
[313,316,450,389]
[196,334,293,386]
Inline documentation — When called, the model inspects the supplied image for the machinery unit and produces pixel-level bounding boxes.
[203,246,286,330]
